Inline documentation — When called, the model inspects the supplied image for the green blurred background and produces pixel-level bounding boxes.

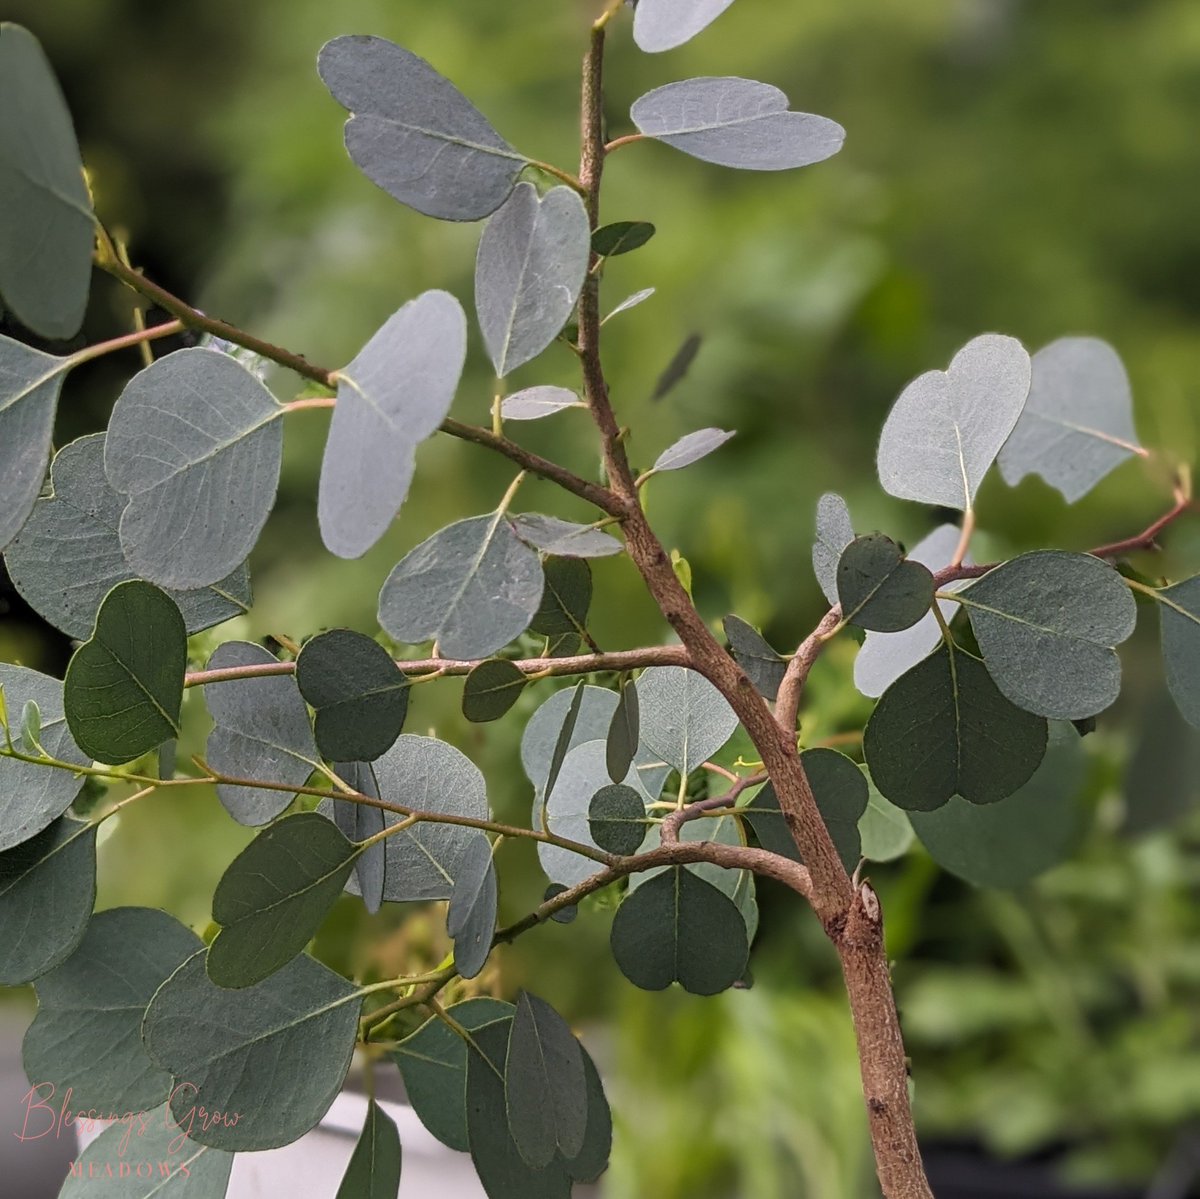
[4,0,1200,1194]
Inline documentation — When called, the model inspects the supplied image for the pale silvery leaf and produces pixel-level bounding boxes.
[317,35,524,222]
[633,0,738,53]
[476,182,591,377]
[853,524,970,698]
[6,434,251,638]
[319,290,467,559]
[637,665,738,774]
[876,334,1031,511]
[501,386,580,421]
[652,428,735,473]
[0,337,71,551]
[105,348,283,589]
[510,514,623,559]
[603,288,656,324]
[0,24,94,338]
[378,513,544,660]
[812,491,854,606]
[998,336,1141,503]
[630,78,844,171]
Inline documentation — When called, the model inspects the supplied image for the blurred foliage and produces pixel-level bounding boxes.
[3,0,1200,1193]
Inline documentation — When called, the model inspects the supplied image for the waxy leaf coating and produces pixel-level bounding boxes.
[336,1099,402,1199]
[6,434,251,639]
[1154,577,1200,728]
[812,491,854,606]
[318,35,524,221]
[863,643,1047,810]
[319,291,467,558]
[610,866,749,995]
[208,812,359,988]
[142,950,362,1151]
[64,581,186,765]
[837,534,934,633]
[998,337,1141,503]
[0,663,88,851]
[956,551,1137,719]
[25,908,201,1111]
[105,348,284,589]
[652,427,735,473]
[296,628,409,762]
[379,513,544,660]
[204,641,321,826]
[511,513,623,558]
[446,832,497,980]
[876,334,1031,511]
[0,24,94,338]
[0,816,96,985]
[633,0,738,53]
[505,991,588,1168]
[637,665,738,775]
[631,77,844,171]
[476,182,591,377]
[0,337,71,551]
[501,385,580,421]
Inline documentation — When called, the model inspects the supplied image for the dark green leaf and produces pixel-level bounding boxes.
[863,643,1048,810]
[143,950,362,1151]
[446,832,497,980]
[336,1099,402,1199]
[723,615,787,700]
[565,1045,612,1182]
[610,867,749,995]
[0,816,95,984]
[591,221,656,257]
[393,998,515,1151]
[544,884,578,924]
[331,761,385,913]
[204,641,321,825]
[837,534,934,633]
[909,722,1086,887]
[957,550,1137,718]
[1155,576,1200,727]
[0,24,93,338]
[24,908,201,1109]
[463,659,527,723]
[208,812,359,988]
[651,333,701,402]
[531,556,592,642]
[589,784,649,856]
[1122,687,1200,835]
[606,678,639,782]
[505,991,588,1168]
[296,628,409,761]
[545,682,586,802]
[64,581,185,764]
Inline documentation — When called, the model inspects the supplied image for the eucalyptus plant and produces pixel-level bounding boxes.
[0,4,1195,1198]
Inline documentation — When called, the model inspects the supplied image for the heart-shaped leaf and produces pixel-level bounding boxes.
[1156,576,1200,727]
[632,0,738,52]
[6,434,251,638]
[0,25,94,338]
[204,641,321,826]
[592,221,656,257]
[318,35,524,221]
[511,513,623,559]
[463,658,527,723]
[446,832,497,980]
[476,182,591,377]
[998,337,1141,503]
[722,615,787,700]
[652,427,735,473]
[853,524,971,698]
[24,908,201,1110]
[208,812,360,988]
[955,551,1137,719]
[319,290,467,558]
[105,348,284,589]
[505,991,588,1168]
[837,534,934,633]
[863,643,1047,810]
[610,867,748,995]
[0,664,88,851]
[0,816,95,985]
[637,665,738,774]
[379,513,544,660]
[336,1099,402,1199]
[296,628,409,762]
[876,334,1031,511]
[501,386,580,421]
[0,337,72,551]
[142,950,362,1151]
[64,580,186,765]
[812,491,854,606]
[631,77,844,171]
